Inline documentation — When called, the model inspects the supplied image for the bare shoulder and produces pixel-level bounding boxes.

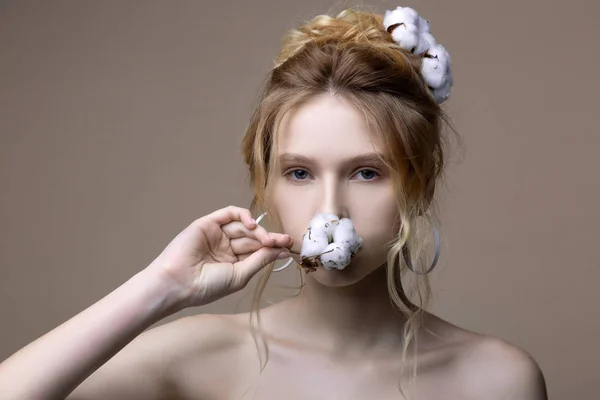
[146,312,257,398]
[418,313,547,399]
[152,312,250,352]
[70,313,250,399]
[462,336,547,399]
[138,312,253,370]
[107,312,248,361]
[451,329,548,399]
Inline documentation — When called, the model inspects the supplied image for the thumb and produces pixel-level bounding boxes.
[233,247,290,285]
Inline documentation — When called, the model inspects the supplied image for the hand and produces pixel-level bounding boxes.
[146,205,293,308]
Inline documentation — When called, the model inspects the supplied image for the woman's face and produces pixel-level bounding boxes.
[271,93,400,287]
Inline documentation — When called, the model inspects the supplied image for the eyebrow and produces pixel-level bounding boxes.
[278,152,389,168]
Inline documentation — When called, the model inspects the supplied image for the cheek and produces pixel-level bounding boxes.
[349,188,399,254]
[272,182,316,246]
[271,180,399,255]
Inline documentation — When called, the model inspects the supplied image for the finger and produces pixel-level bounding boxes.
[221,221,248,239]
[235,252,251,262]
[249,223,278,246]
[233,247,291,286]
[222,221,293,249]
[240,210,258,230]
[222,221,275,247]
[230,237,263,256]
[255,230,293,249]
[208,205,256,230]
[236,248,295,262]
[246,220,294,248]
[221,214,294,248]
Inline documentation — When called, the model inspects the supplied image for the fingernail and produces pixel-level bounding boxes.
[276,251,291,260]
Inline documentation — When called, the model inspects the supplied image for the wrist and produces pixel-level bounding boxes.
[131,266,188,322]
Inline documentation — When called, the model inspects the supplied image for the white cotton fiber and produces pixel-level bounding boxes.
[421,45,450,88]
[383,6,453,104]
[414,32,437,56]
[433,70,453,103]
[389,23,420,52]
[320,243,352,270]
[417,16,430,33]
[333,218,363,255]
[301,228,329,258]
[299,213,363,271]
[384,7,419,29]
[310,212,340,239]
[383,7,421,51]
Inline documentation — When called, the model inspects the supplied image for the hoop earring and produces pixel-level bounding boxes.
[255,212,295,272]
[402,214,441,275]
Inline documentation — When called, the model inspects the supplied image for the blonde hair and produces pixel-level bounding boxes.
[240,7,458,398]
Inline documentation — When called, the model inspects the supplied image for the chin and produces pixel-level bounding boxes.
[303,257,385,288]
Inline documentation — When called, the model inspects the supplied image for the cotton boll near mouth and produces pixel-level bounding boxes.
[298,213,364,272]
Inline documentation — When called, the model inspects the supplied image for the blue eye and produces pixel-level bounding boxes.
[285,168,380,182]
[288,169,310,180]
[354,169,379,181]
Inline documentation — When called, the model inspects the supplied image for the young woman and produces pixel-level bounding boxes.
[0,6,548,400]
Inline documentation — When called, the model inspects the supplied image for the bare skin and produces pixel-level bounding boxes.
[64,294,547,400]
[0,94,547,400]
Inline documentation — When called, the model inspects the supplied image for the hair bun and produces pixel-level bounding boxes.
[383,6,453,103]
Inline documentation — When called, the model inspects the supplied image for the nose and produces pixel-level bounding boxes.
[319,175,349,219]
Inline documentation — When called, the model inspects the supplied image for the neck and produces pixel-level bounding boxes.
[277,265,409,356]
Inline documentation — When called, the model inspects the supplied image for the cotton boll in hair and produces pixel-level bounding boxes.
[421,44,451,89]
[383,5,453,104]
[417,16,430,33]
[384,6,420,27]
[422,58,446,89]
[430,44,451,66]
[415,32,437,56]
[383,7,420,51]
[433,68,453,103]
[391,23,420,52]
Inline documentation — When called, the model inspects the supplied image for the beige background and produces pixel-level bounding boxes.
[1,0,599,398]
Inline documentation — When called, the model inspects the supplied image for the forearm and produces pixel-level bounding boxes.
[0,267,181,400]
